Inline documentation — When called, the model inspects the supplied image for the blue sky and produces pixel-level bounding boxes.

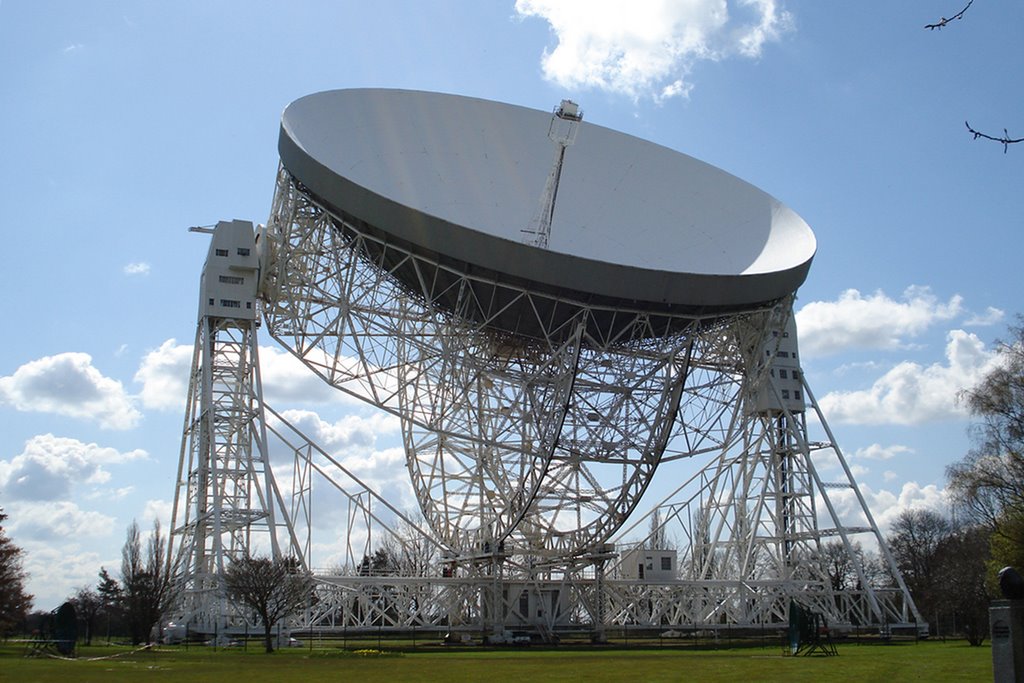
[1,1,1022,608]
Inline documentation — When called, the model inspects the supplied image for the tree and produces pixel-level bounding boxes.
[935,525,992,645]
[379,513,441,577]
[886,508,952,628]
[120,520,175,644]
[358,547,400,577]
[223,555,314,653]
[96,567,123,642]
[70,587,102,646]
[948,319,1024,567]
[821,540,867,592]
[0,509,33,636]
[859,548,896,590]
[888,507,995,644]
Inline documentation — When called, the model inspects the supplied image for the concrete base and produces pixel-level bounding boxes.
[990,600,1024,683]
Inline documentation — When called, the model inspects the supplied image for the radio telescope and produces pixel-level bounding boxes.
[168,89,923,639]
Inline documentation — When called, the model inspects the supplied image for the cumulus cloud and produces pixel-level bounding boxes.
[17,538,111,610]
[124,261,151,276]
[142,498,173,531]
[796,286,962,357]
[820,480,947,539]
[0,434,147,501]
[133,340,357,412]
[85,485,134,501]
[964,306,1005,327]
[0,352,141,429]
[272,409,405,486]
[134,339,193,410]
[277,409,399,452]
[818,329,998,425]
[259,345,361,406]
[514,0,790,100]
[848,463,870,479]
[852,443,914,461]
[859,481,945,533]
[6,500,117,541]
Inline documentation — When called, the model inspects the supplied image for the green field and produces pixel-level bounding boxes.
[0,640,992,683]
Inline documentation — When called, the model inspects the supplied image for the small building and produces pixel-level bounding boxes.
[620,548,677,581]
[500,582,571,628]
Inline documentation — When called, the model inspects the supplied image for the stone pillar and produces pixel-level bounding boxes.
[990,600,1024,683]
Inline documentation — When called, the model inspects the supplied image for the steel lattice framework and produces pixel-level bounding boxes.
[254,169,921,632]
[167,312,305,631]
[259,167,778,563]
[167,170,925,639]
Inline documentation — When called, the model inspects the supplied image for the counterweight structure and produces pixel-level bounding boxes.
[167,90,924,639]
[167,220,305,633]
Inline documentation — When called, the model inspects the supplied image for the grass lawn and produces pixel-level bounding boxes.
[0,640,991,683]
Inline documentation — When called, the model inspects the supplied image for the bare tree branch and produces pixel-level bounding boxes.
[924,3,1020,152]
[925,0,974,30]
[966,121,1024,153]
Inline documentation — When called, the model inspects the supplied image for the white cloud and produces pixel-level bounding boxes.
[964,306,1005,327]
[0,352,142,429]
[273,409,406,487]
[85,485,134,501]
[123,262,151,276]
[863,481,948,534]
[849,463,870,478]
[134,339,193,410]
[0,434,147,501]
[6,499,116,541]
[277,409,399,453]
[259,346,360,406]
[818,329,998,425]
[823,480,947,538]
[142,498,173,531]
[852,443,914,461]
[514,0,791,100]
[134,340,358,412]
[18,538,112,610]
[796,286,963,357]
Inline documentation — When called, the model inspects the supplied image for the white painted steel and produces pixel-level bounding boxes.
[167,91,923,638]
[278,89,816,312]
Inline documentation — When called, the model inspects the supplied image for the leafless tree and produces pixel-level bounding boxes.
[380,513,440,577]
[70,587,102,646]
[120,520,176,644]
[223,555,315,653]
[821,540,866,591]
[887,508,952,629]
[644,508,674,551]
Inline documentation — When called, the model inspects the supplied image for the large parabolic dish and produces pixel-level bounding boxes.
[263,89,817,558]
[277,89,816,339]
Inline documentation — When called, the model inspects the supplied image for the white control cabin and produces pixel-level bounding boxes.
[198,220,259,322]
